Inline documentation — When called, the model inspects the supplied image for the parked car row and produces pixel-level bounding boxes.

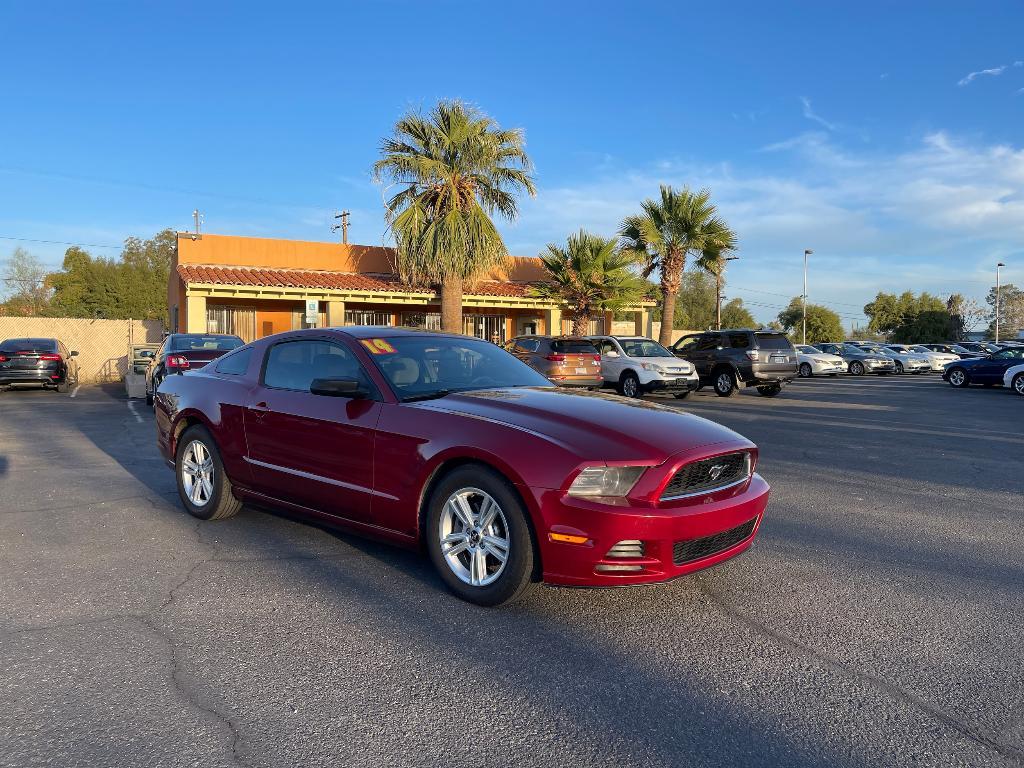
[0,337,79,392]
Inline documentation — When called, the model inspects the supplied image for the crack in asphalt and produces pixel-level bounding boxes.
[700,583,1024,765]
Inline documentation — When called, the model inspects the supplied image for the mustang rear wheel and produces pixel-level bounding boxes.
[175,425,242,520]
[426,465,536,606]
[947,367,969,388]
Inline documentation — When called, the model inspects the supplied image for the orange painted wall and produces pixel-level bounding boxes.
[176,232,545,280]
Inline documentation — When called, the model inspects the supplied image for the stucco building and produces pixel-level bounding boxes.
[168,232,653,343]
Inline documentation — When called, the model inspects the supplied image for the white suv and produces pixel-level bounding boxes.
[588,336,699,398]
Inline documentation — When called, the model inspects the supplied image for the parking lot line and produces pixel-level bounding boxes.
[70,385,81,398]
[126,401,144,423]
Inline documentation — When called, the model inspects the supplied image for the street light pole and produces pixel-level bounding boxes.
[715,254,740,330]
[802,249,813,345]
[995,261,1006,342]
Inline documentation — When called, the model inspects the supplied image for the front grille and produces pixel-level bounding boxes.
[661,452,750,500]
[672,517,758,566]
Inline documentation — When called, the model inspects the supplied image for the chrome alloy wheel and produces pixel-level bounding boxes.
[622,376,638,398]
[180,439,215,508]
[1014,374,1024,396]
[438,487,510,587]
[949,369,966,387]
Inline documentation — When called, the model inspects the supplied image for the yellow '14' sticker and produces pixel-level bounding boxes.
[361,338,396,354]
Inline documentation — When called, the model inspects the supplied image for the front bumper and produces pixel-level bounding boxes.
[532,473,770,587]
[645,373,700,392]
[864,360,895,372]
[809,360,845,374]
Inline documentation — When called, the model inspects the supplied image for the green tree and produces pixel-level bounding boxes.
[985,283,1024,339]
[373,100,535,333]
[0,247,51,316]
[864,290,946,336]
[946,294,985,342]
[46,229,176,321]
[620,186,736,346]
[893,311,952,343]
[720,298,756,328]
[531,230,646,335]
[778,297,844,344]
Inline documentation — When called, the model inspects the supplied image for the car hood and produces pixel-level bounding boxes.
[414,386,750,464]
[807,353,843,363]
[631,356,693,369]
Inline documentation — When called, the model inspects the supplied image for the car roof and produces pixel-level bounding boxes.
[329,325,470,340]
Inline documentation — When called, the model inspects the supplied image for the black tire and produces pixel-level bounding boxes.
[756,383,783,397]
[894,361,904,374]
[1012,373,1024,396]
[947,367,970,388]
[618,371,642,398]
[798,362,813,378]
[673,390,691,399]
[175,424,242,520]
[425,465,536,607]
[713,369,737,397]
[849,361,865,376]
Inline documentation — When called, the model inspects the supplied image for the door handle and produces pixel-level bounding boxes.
[249,401,270,420]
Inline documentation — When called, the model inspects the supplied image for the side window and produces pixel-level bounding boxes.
[674,335,700,353]
[728,333,750,349]
[216,347,253,376]
[599,340,617,355]
[517,339,540,353]
[263,340,371,394]
[697,334,721,352]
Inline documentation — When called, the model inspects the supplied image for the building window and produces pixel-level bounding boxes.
[401,311,441,330]
[345,310,393,326]
[207,305,256,342]
[560,316,605,336]
[464,314,506,344]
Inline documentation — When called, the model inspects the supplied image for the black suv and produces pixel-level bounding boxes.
[671,329,798,397]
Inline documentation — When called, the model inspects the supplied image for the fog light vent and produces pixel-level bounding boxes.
[606,539,645,559]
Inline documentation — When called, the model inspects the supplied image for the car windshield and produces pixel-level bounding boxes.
[796,345,820,353]
[950,345,975,354]
[365,335,552,401]
[0,338,57,353]
[994,348,1024,359]
[170,335,244,352]
[619,339,673,358]
[910,345,931,353]
[550,339,598,354]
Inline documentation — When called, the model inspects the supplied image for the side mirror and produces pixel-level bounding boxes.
[70,350,79,357]
[310,377,369,399]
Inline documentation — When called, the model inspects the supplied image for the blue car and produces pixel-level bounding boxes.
[943,347,1024,388]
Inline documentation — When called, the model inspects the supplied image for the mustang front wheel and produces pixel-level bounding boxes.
[426,466,536,606]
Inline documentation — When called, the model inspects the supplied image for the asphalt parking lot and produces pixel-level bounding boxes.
[1,375,1022,768]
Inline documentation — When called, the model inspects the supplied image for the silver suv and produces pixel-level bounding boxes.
[587,336,699,398]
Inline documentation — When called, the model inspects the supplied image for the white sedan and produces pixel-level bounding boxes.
[794,345,846,377]
[878,345,933,374]
[903,344,960,372]
[1003,363,1024,396]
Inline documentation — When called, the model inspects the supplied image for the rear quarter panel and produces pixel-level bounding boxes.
[156,371,253,487]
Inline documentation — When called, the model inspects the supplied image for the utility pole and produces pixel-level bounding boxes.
[715,254,739,330]
[995,261,1006,342]
[192,209,204,235]
[802,249,813,344]
[332,210,351,244]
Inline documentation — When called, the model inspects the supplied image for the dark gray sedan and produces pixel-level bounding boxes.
[816,342,896,376]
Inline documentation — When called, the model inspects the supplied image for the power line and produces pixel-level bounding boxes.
[0,235,123,250]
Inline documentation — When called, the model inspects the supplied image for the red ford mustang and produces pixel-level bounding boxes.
[155,327,770,605]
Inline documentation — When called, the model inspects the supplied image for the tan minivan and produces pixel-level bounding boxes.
[505,336,602,388]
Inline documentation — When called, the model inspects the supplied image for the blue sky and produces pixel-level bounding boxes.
[2,1,1022,327]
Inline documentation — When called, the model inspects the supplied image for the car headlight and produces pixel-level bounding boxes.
[567,466,646,497]
[640,363,660,372]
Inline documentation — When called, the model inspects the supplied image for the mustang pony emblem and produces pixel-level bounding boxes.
[708,464,728,481]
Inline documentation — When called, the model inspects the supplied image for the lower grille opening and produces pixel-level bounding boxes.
[673,517,758,566]
[606,539,645,559]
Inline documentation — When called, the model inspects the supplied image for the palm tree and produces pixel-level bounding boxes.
[373,101,536,333]
[531,230,646,335]
[693,239,739,330]
[620,185,736,345]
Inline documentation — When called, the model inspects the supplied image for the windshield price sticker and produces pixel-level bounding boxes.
[361,339,397,355]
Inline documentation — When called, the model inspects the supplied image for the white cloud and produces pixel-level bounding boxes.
[800,97,837,131]
[957,63,1016,86]
[507,131,1024,323]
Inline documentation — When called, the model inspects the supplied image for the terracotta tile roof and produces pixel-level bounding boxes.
[177,264,542,298]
